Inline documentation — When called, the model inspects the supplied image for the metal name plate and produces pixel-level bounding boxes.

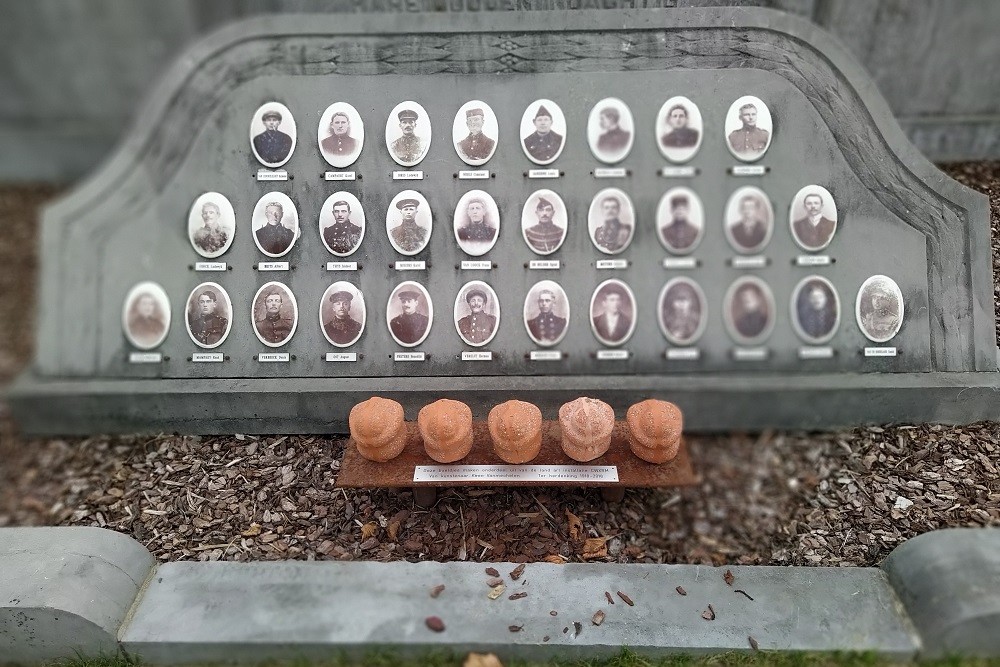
[395,260,426,271]
[458,170,490,179]
[327,261,359,271]
[666,348,700,360]
[326,352,358,362]
[799,346,835,360]
[392,170,423,180]
[795,255,833,266]
[660,166,697,178]
[530,350,563,361]
[594,167,627,178]
[528,168,560,179]
[191,352,224,362]
[662,257,698,270]
[256,169,289,181]
[258,261,289,271]
[194,262,227,271]
[461,260,492,270]
[731,256,768,269]
[413,464,619,483]
[731,165,767,176]
[733,347,769,361]
[596,349,629,360]
[128,352,162,364]
[865,347,898,357]
[394,351,426,361]
[461,351,493,361]
[258,353,290,362]
[324,171,356,181]
[528,260,560,270]
[596,259,628,270]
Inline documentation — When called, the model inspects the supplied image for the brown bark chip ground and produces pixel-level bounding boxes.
[1,165,999,565]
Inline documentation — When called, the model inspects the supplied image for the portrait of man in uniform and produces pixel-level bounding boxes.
[791,187,838,252]
[521,101,565,165]
[387,103,431,167]
[588,98,633,163]
[856,275,903,343]
[192,202,228,255]
[725,96,772,161]
[188,192,235,259]
[589,190,634,255]
[726,278,774,344]
[658,190,702,254]
[725,187,773,254]
[321,196,364,256]
[321,112,357,156]
[590,280,635,346]
[321,284,365,347]
[522,192,567,255]
[657,96,703,163]
[454,191,499,256]
[659,278,705,346]
[253,285,296,347]
[388,283,432,347]
[524,281,569,347]
[454,105,497,165]
[254,200,296,256]
[251,108,294,166]
[123,283,170,350]
[186,284,231,349]
[661,103,699,149]
[793,277,839,344]
[455,282,499,347]
[387,192,431,255]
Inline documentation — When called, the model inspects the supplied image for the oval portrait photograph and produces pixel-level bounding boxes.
[319,191,365,257]
[386,189,432,256]
[251,281,298,348]
[790,185,838,252]
[454,190,500,256]
[723,276,776,345]
[656,187,704,255]
[386,101,431,168]
[318,102,364,169]
[187,192,236,259]
[657,96,703,164]
[453,100,498,166]
[249,101,296,169]
[252,192,299,258]
[724,95,772,163]
[523,279,570,348]
[590,279,637,347]
[520,99,566,166]
[320,281,365,348]
[521,189,568,256]
[724,186,774,255]
[122,281,170,350]
[454,280,500,348]
[791,275,840,345]
[658,277,707,346]
[185,282,233,349]
[588,187,635,255]
[856,275,904,343]
[587,97,634,164]
[387,280,433,348]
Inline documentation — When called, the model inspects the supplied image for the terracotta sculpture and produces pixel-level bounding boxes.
[626,399,683,463]
[349,396,407,462]
[488,400,543,464]
[418,399,474,463]
[559,397,614,462]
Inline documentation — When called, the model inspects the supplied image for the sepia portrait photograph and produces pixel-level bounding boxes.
[185,282,232,349]
[588,187,635,255]
[385,101,431,168]
[317,102,364,169]
[790,185,839,252]
[251,281,298,348]
[724,95,773,163]
[855,274,904,343]
[521,189,567,256]
[454,280,500,348]
[520,99,566,166]
[523,279,570,348]
[657,96,703,164]
[656,186,704,255]
[187,191,236,259]
[587,97,634,164]
[122,281,170,351]
[658,277,707,346]
[387,280,433,348]
[320,281,365,348]
[252,192,299,258]
[453,189,500,256]
[452,100,498,167]
[723,276,775,345]
[319,191,365,257]
[589,279,637,347]
[386,189,432,256]
[791,275,840,345]
[249,101,296,169]
[724,186,774,255]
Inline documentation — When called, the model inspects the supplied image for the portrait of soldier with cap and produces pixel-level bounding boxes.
[856,275,903,343]
[321,193,364,256]
[186,283,231,348]
[388,282,431,347]
[726,96,772,161]
[454,190,499,255]
[524,280,569,347]
[455,282,499,347]
[253,195,297,257]
[591,280,635,346]
[522,190,567,255]
[322,282,365,347]
[319,103,363,168]
[454,103,497,165]
[387,191,431,255]
[658,188,703,254]
[387,102,430,167]
[251,103,295,166]
[252,282,297,347]
[521,100,565,165]
[659,277,706,346]
[589,189,634,255]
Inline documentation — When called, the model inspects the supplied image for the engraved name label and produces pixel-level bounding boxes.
[596,259,629,270]
[392,170,424,180]
[528,169,560,179]
[865,346,898,357]
[530,350,563,361]
[256,169,289,181]
[324,171,356,181]
[666,348,700,361]
[733,347,769,361]
[461,351,493,361]
[258,261,289,271]
[327,261,358,272]
[461,260,492,270]
[129,352,162,364]
[395,260,426,271]
[662,257,698,270]
[594,167,627,178]
[191,352,224,363]
[731,256,768,269]
[528,260,560,270]
[731,165,767,176]
[326,352,358,362]
[660,166,697,178]
[413,464,619,483]
[258,353,290,362]
[597,349,629,360]
[394,351,426,362]
[195,262,227,272]
[799,346,835,360]
[796,255,833,266]
[459,170,490,180]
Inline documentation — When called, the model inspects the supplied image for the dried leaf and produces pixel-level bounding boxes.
[463,654,504,667]
[748,636,759,651]
[724,569,735,586]
[509,563,526,580]
[425,616,445,632]
[508,625,523,633]
[486,576,504,587]
[387,520,400,541]
[485,567,500,577]
[592,610,606,626]
[487,584,505,600]
[566,509,583,541]
[573,621,582,637]
[605,591,615,604]
[241,523,261,537]
[701,604,716,621]
[616,591,634,606]
[543,554,568,564]
[675,586,687,596]
[582,537,608,560]
[361,522,377,540]
[508,592,527,600]
[429,584,445,598]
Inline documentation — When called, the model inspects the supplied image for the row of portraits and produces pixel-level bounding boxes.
[189,184,839,260]
[122,274,906,354]
[249,94,773,170]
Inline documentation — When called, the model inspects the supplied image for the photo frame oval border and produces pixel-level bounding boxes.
[453,280,500,348]
[319,281,366,348]
[185,282,233,350]
[724,185,774,255]
[656,186,705,256]
[187,191,236,259]
[249,101,297,169]
[386,100,432,168]
[658,276,708,347]
[317,101,365,169]
[587,97,635,165]
[452,100,499,167]
[789,184,839,253]
[250,281,299,348]
[453,189,500,257]
[589,278,638,348]
[521,189,568,256]
[656,95,704,164]
[722,275,776,346]
[251,191,300,258]
[121,281,171,351]
[386,280,434,348]
[319,191,366,257]
[519,98,567,166]
[523,279,570,348]
[724,94,773,163]
[789,274,840,345]
[386,189,433,256]
[855,274,905,344]
[588,187,636,255]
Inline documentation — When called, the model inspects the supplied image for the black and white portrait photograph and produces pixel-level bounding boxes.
[523,280,570,348]
[657,96,703,164]
[588,188,635,255]
[520,99,566,166]
[249,101,296,168]
[723,276,776,345]
[855,275,904,343]
[452,100,498,166]
[122,281,170,350]
[385,101,431,168]
[791,275,840,344]
[790,185,838,252]
[185,282,232,349]
[251,281,298,348]
[589,279,637,347]
[725,95,773,162]
[320,281,365,348]
[587,97,634,164]
[319,192,365,257]
[724,186,774,255]
[453,190,500,256]
[317,102,364,169]
[454,280,500,348]
[187,192,235,259]
[387,280,433,348]
[521,189,567,256]
[252,192,299,257]
[386,189,432,256]
[658,277,707,346]
[656,187,704,255]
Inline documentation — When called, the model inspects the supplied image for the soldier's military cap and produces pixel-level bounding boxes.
[466,108,485,118]
[262,110,282,121]
[396,198,420,210]
[536,197,554,210]
[398,109,419,122]
[199,290,218,302]
[329,290,354,303]
[465,288,488,304]
[534,105,552,120]
[398,290,421,301]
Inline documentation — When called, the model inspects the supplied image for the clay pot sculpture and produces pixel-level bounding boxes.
[418,399,474,463]
[559,397,615,462]
[626,399,683,464]
[349,396,407,462]
[488,400,543,464]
